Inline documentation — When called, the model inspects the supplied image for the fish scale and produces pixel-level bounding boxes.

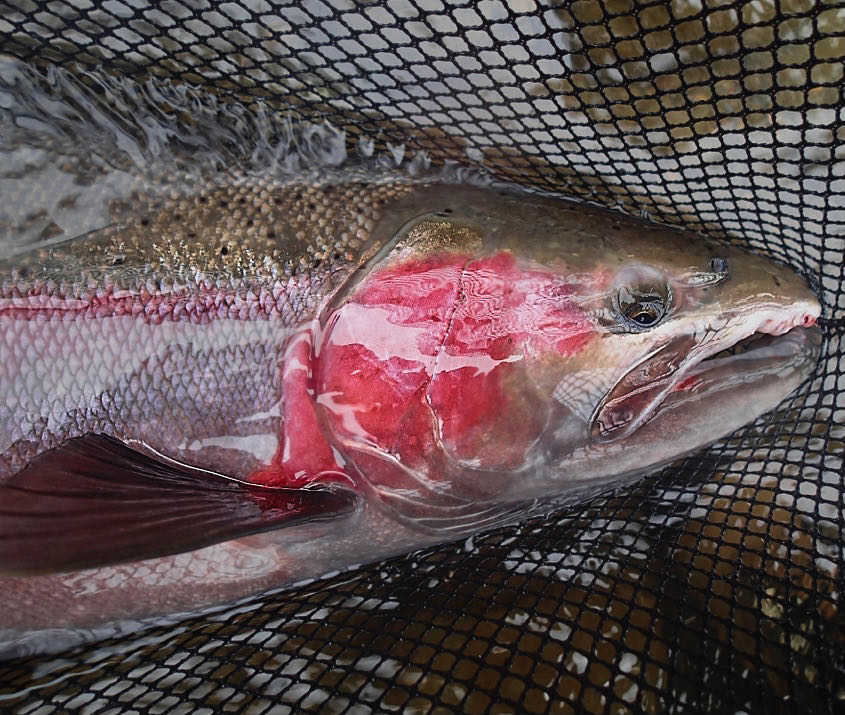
[1,181,415,477]
[0,181,821,644]
[3,181,414,306]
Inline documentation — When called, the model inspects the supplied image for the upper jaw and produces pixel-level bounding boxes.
[590,299,821,444]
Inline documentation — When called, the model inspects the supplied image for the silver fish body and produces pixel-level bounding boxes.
[0,181,821,648]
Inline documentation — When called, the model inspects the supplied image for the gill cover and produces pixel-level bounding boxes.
[312,210,603,513]
[310,186,820,520]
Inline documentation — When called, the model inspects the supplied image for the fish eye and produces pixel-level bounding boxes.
[613,267,672,331]
[619,290,665,328]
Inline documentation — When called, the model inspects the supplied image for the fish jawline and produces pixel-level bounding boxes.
[590,323,818,444]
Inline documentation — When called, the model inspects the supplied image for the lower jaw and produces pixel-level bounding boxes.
[593,325,820,442]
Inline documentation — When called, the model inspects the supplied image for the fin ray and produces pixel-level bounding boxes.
[0,434,355,574]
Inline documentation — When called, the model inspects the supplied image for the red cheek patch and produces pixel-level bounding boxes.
[443,253,594,358]
[317,345,434,462]
[427,363,547,470]
[313,251,598,487]
[426,254,593,468]
[313,257,462,490]
[351,256,466,357]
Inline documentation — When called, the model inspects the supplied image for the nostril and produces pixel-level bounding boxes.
[803,314,816,327]
[710,257,729,275]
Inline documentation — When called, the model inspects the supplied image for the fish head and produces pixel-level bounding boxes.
[313,187,821,518]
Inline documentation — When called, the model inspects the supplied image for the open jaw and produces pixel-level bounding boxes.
[591,314,821,444]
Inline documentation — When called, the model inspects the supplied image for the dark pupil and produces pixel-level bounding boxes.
[627,303,660,326]
[620,289,665,328]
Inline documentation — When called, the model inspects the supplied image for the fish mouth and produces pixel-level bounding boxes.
[591,316,820,443]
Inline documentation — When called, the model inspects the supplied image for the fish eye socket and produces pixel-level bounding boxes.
[614,273,671,331]
[609,266,673,331]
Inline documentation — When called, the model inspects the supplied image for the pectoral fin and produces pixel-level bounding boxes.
[0,434,356,575]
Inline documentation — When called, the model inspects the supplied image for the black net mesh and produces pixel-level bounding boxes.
[1,0,844,712]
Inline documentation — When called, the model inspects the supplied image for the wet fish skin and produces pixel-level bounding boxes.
[1,180,820,509]
[0,181,821,643]
[1,180,414,479]
[301,186,821,525]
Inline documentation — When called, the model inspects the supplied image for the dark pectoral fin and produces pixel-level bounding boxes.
[0,434,356,575]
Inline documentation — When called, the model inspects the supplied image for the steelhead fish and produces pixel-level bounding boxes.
[0,182,820,636]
